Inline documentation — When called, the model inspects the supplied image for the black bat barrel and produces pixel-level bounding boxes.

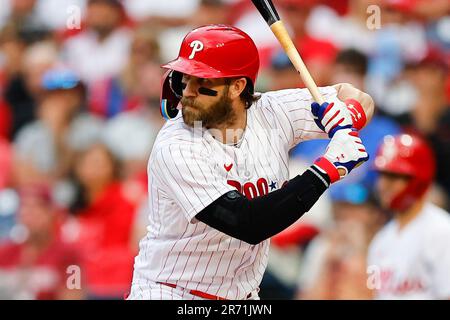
[251,0,280,26]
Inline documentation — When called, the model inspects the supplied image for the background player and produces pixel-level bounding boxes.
[128,24,374,300]
[368,134,450,299]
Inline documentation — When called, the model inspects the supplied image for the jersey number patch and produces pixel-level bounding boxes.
[227,178,269,199]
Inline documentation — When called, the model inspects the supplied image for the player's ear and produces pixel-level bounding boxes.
[229,77,247,100]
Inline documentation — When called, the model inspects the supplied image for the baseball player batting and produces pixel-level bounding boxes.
[368,134,450,299]
[127,25,373,300]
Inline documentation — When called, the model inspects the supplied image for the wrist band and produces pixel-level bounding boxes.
[345,98,366,130]
[313,157,340,184]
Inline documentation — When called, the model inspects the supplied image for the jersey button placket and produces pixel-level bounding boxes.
[237,150,251,180]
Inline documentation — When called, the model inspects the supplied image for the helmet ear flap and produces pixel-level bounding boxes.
[160,70,182,120]
[389,178,427,211]
[169,70,183,99]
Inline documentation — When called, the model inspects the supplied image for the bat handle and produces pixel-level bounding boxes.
[270,21,325,104]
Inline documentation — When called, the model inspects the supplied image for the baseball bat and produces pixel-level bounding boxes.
[251,0,325,104]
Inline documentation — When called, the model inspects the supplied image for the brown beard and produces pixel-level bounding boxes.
[180,87,236,128]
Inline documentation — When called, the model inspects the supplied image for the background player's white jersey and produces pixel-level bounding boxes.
[129,87,337,300]
[368,203,450,299]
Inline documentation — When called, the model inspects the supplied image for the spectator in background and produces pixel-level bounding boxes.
[0,138,16,241]
[419,0,450,20]
[88,23,161,118]
[0,99,12,139]
[307,0,379,54]
[0,184,84,299]
[367,0,428,108]
[297,182,387,299]
[0,137,12,189]
[62,0,131,84]
[266,51,303,91]
[33,0,87,32]
[0,21,26,80]
[234,0,337,75]
[100,61,164,247]
[307,0,430,109]
[91,23,166,247]
[69,143,137,299]
[0,0,51,43]
[405,49,450,199]
[264,6,337,91]
[331,49,367,90]
[88,23,165,247]
[13,68,103,188]
[277,0,337,87]
[3,40,58,138]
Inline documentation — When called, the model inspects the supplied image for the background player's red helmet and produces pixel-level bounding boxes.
[374,134,436,211]
[160,24,260,119]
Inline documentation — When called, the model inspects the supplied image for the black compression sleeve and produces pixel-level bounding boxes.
[195,165,330,245]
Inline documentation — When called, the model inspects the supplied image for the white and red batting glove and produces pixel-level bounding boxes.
[311,98,367,138]
[313,128,369,183]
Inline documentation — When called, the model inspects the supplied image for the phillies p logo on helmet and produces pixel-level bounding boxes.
[189,40,204,59]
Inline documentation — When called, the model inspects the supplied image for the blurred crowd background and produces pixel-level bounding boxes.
[0,0,448,299]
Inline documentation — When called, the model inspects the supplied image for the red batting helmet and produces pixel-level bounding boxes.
[374,134,436,211]
[160,24,260,119]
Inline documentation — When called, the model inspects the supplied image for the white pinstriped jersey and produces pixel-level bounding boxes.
[368,203,450,299]
[130,87,337,300]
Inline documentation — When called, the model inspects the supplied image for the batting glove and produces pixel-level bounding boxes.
[313,128,369,183]
[311,99,354,138]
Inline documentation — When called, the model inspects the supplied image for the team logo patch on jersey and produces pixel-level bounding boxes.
[189,40,204,59]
